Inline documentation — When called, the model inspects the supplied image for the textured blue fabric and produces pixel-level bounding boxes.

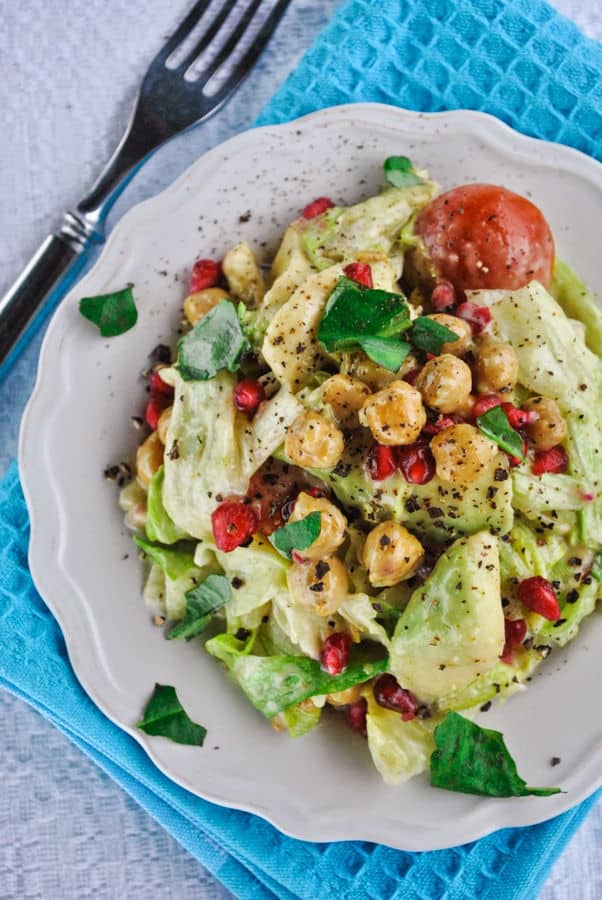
[2,0,601,897]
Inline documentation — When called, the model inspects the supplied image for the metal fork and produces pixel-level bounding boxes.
[0,0,291,371]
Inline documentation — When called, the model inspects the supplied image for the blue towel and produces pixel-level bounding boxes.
[2,0,601,897]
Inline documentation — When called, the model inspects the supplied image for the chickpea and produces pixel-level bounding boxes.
[341,351,417,391]
[288,555,349,616]
[326,685,363,707]
[289,492,347,559]
[284,411,344,469]
[222,241,265,306]
[183,287,229,325]
[474,335,518,393]
[430,423,497,484]
[359,380,426,446]
[136,432,164,488]
[426,314,472,356]
[321,374,371,429]
[523,396,567,451]
[416,354,472,413]
[363,521,424,588]
[157,406,172,445]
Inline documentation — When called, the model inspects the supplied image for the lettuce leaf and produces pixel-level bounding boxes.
[365,693,437,784]
[205,632,388,718]
[145,466,188,545]
[389,532,504,703]
[550,260,602,356]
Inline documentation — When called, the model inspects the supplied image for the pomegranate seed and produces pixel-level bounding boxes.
[233,379,265,415]
[366,444,398,481]
[402,368,421,386]
[189,258,221,293]
[211,501,258,552]
[307,486,327,498]
[456,301,492,334]
[346,699,367,736]
[373,674,418,721]
[343,262,373,288]
[501,402,537,430]
[291,549,306,564]
[507,437,528,468]
[397,441,436,485]
[149,370,173,398]
[321,633,352,675]
[430,281,455,311]
[422,413,464,434]
[532,445,568,476]
[517,576,561,621]
[145,394,167,430]
[500,617,528,664]
[582,491,595,502]
[471,393,502,419]
[302,196,334,219]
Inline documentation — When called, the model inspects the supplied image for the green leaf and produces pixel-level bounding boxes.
[268,512,322,559]
[134,536,196,580]
[167,574,232,640]
[318,277,411,352]
[137,684,206,745]
[79,285,137,337]
[431,712,561,797]
[358,336,412,372]
[146,467,188,545]
[281,701,322,737]
[372,599,403,637]
[206,633,388,717]
[411,316,460,355]
[383,156,424,189]
[591,550,602,582]
[476,406,526,460]
[178,300,247,381]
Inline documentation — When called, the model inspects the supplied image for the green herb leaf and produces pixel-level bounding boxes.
[358,336,412,372]
[591,550,602,582]
[137,684,206,745]
[167,574,232,640]
[411,316,460,355]
[383,156,424,189]
[476,406,526,460]
[178,300,247,381]
[79,285,137,337]
[431,712,561,797]
[206,633,389,717]
[268,512,322,559]
[318,277,411,352]
[134,536,196,580]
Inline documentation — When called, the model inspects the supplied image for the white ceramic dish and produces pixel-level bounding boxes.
[20,103,602,851]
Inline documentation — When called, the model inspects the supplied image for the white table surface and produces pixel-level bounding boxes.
[1,1,600,897]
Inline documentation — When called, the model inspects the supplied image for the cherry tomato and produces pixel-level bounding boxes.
[416,184,554,293]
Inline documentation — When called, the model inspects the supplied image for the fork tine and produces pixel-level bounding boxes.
[177,0,234,72]
[206,0,293,102]
[195,0,264,88]
[152,0,213,66]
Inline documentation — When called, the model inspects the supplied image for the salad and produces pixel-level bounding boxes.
[101,156,601,796]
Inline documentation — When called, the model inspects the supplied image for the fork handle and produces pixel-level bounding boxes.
[0,213,100,373]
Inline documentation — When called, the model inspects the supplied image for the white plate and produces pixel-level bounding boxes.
[20,103,602,851]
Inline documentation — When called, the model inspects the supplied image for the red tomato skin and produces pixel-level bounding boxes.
[416,184,555,293]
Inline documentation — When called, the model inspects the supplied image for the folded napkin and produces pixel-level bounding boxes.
[2,0,601,897]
